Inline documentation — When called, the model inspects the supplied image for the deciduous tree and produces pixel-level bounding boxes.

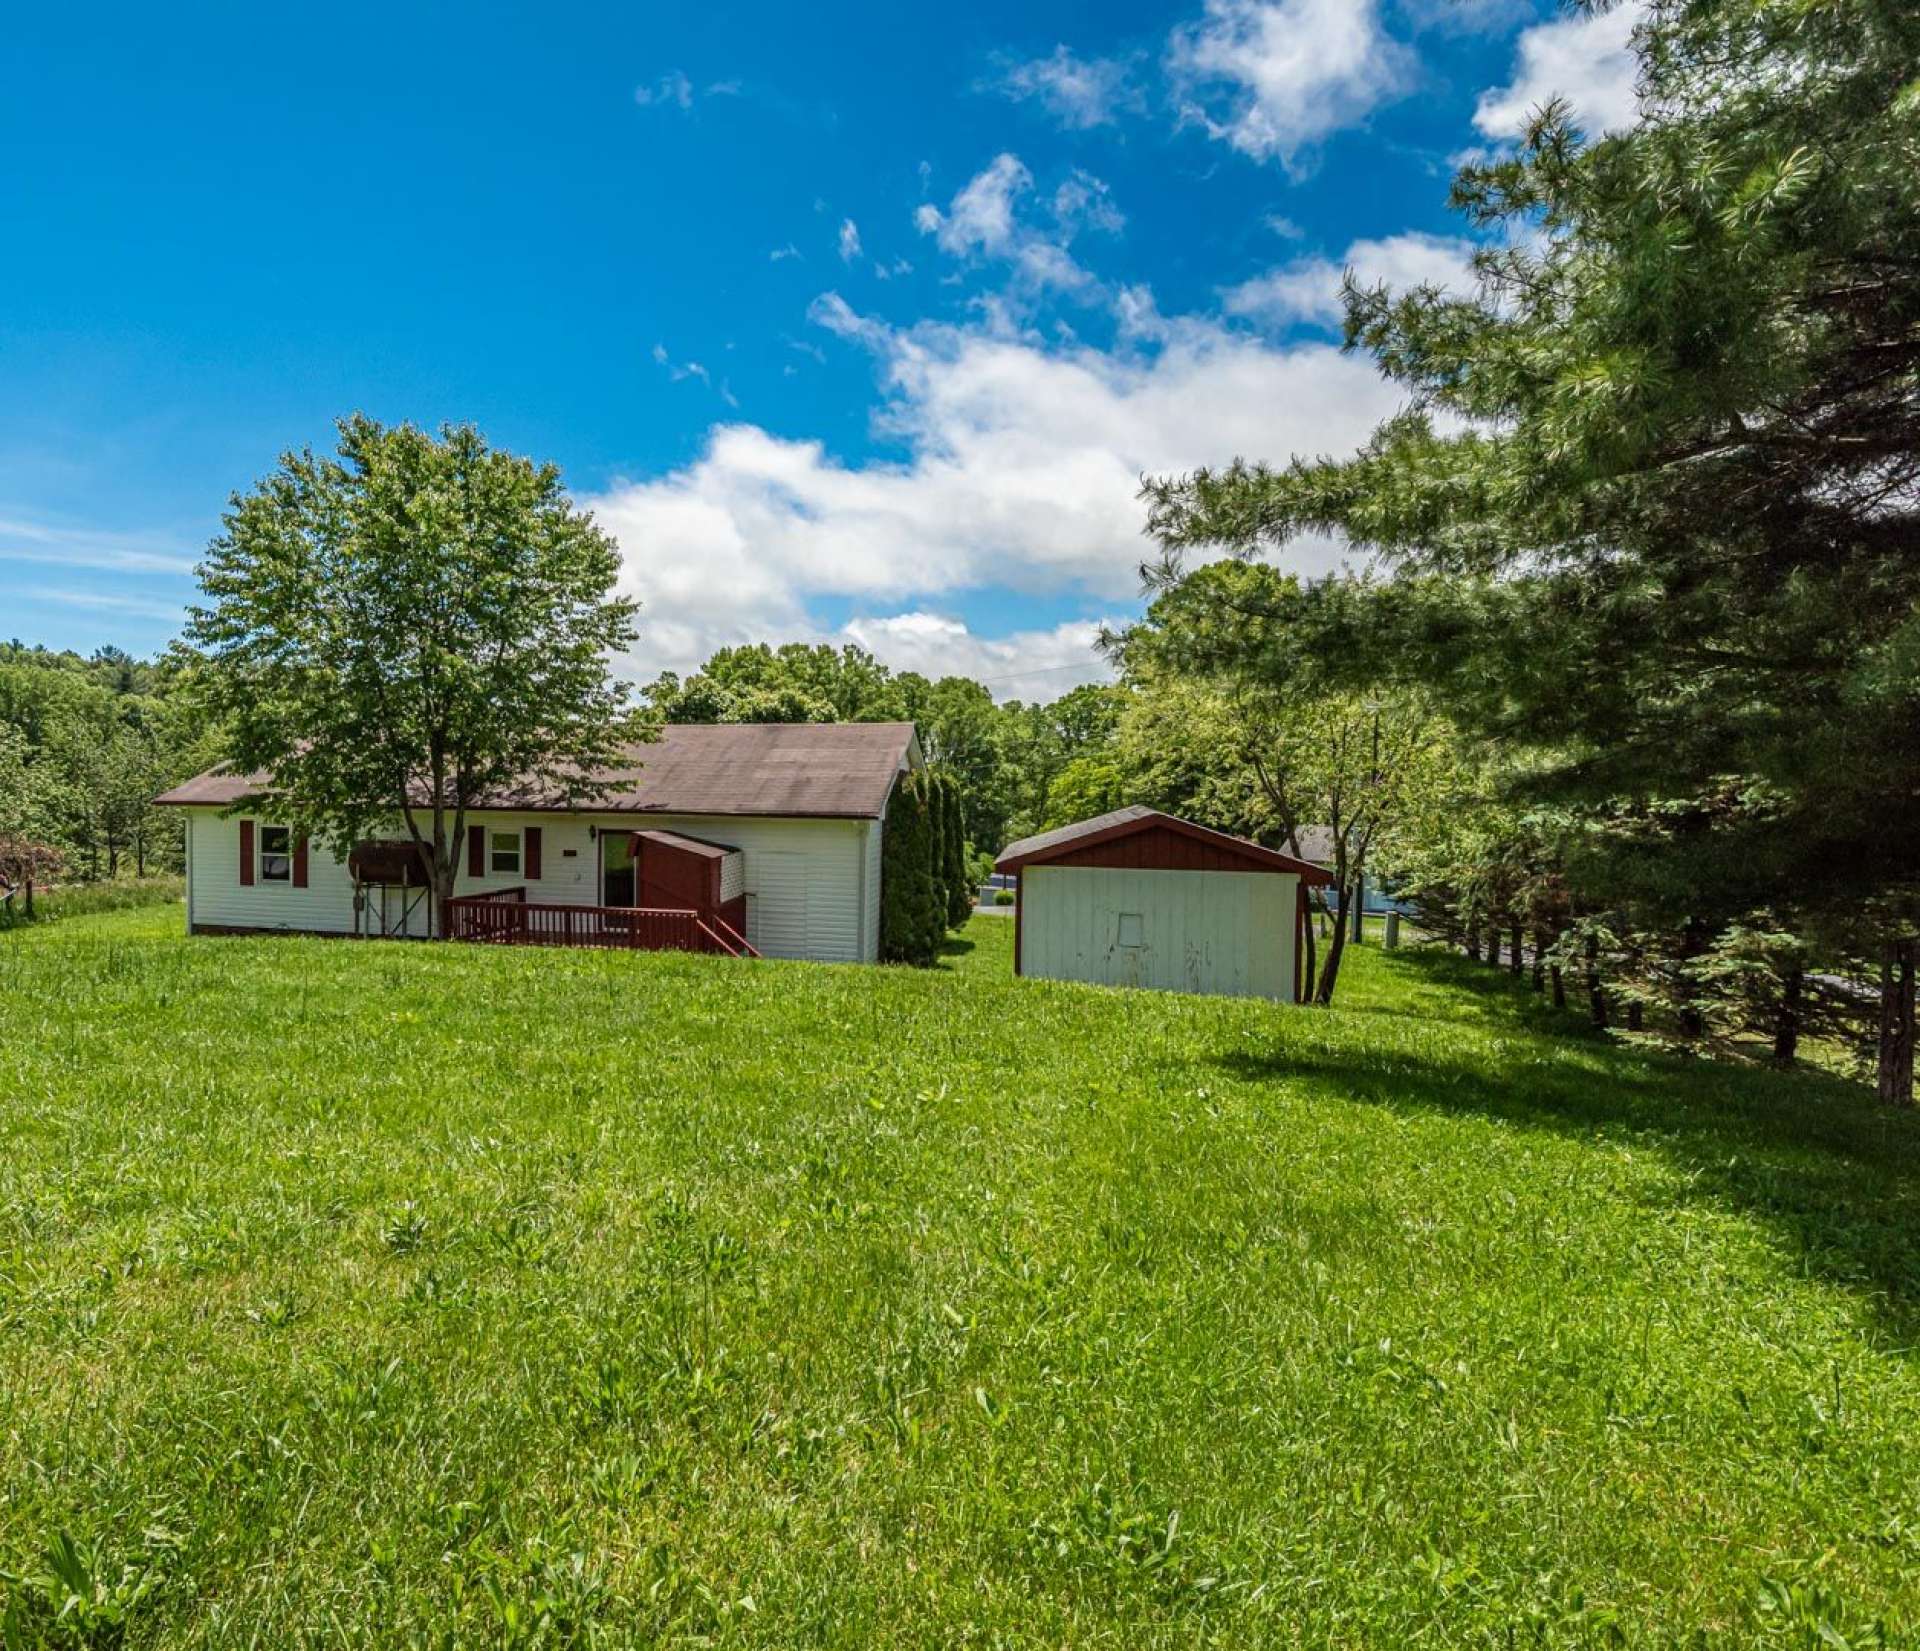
[187,416,639,936]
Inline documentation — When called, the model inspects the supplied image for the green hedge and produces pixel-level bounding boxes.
[881,769,978,965]
[880,771,942,965]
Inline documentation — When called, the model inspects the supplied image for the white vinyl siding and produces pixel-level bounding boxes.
[617,814,870,962]
[1020,865,1299,1001]
[186,811,357,935]
[183,807,877,962]
[860,818,882,963]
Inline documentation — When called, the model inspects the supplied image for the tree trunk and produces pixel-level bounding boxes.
[1627,999,1644,1032]
[1877,937,1915,1106]
[136,830,146,879]
[1585,933,1608,1029]
[433,864,458,941]
[1509,923,1524,976]
[1316,897,1352,1005]
[23,872,33,919]
[1466,925,1481,963]
[1531,928,1547,993]
[1677,919,1707,1040]
[1772,961,1802,1069]
[1302,897,1318,1002]
[1550,963,1565,1010]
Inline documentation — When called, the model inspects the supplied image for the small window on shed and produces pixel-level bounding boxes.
[259,824,293,883]
[1116,911,1145,948]
[489,829,522,875]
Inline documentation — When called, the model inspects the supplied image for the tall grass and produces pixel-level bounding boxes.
[0,908,1916,1646]
[0,874,183,929]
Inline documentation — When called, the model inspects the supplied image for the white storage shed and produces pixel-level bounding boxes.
[995,806,1332,1001]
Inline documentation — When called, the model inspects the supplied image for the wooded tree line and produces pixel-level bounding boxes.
[0,642,222,907]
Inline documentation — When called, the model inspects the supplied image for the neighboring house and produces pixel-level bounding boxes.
[155,722,921,963]
[1291,826,1412,918]
[995,806,1331,1002]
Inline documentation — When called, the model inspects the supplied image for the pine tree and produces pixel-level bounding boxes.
[937,769,973,929]
[1141,0,1920,1096]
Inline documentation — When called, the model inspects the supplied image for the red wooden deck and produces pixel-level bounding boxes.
[446,888,758,956]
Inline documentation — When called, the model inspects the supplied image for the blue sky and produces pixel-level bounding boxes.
[2,0,1636,695]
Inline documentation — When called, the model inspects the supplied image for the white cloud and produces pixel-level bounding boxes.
[914,154,1121,298]
[1223,230,1480,327]
[23,587,191,622]
[917,154,1031,258]
[1167,0,1415,168]
[842,613,1116,695]
[838,218,863,263]
[633,70,695,109]
[770,243,802,262]
[1052,170,1125,237]
[992,46,1143,131]
[0,517,197,576]
[1474,1,1641,140]
[1395,0,1530,34]
[585,294,1404,682]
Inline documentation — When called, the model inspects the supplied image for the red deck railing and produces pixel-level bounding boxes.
[447,888,754,954]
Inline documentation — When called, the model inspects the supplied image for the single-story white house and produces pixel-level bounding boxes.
[995,805,1332,1001]
[155,722,921,963]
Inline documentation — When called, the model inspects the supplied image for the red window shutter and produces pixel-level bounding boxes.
[468,822,485,878]
[524,827,542,881]
[293,833,309,888]
[239,819,254,886]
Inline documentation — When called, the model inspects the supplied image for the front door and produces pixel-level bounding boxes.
[601,832,635,906]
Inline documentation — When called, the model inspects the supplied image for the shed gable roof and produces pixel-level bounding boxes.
[155,721,918,821]
[996,805,1331,881]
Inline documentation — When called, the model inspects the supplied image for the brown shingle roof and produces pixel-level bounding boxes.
[154,722,918,820]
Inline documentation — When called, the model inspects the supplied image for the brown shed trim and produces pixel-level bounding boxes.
[1013,868,1024,977]
[633,828,734,859]
[996,806,1331,882]
[525,826,543,881]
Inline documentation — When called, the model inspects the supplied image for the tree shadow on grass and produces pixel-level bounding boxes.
[934,933,978,970]
[1214,946,1920,1342]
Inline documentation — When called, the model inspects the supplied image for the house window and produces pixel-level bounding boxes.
[1116,911,1145,948]
[489,829,522,876]
[259,824,293,883]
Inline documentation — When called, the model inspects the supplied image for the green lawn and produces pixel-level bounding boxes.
[3,908,1917,1647]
